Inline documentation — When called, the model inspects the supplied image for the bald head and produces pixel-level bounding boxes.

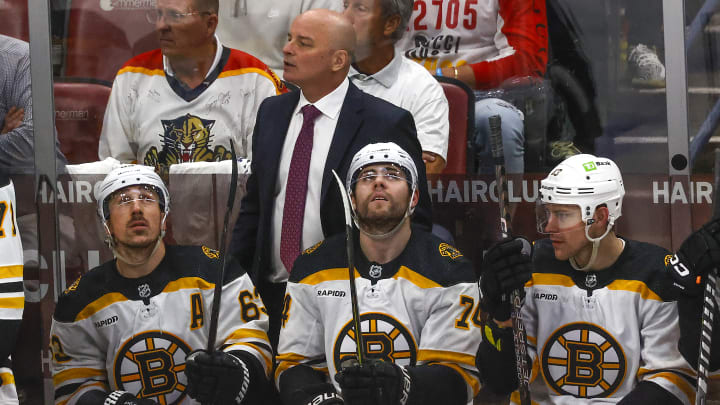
[283,9,357,101]
[298,9,356,59]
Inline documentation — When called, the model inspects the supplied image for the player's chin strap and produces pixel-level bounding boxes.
[352,185,416,240]
[103,214,167,266]
[569,217,615,271]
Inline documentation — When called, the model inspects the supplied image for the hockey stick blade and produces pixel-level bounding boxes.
[488,114,531,405]
[696,148,720,405]
[331,169,365,365]
[206,140,239,352]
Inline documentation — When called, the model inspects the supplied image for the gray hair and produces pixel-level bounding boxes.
[380,0,413,42]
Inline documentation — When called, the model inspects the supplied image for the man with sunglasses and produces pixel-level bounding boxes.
[51,165,271,405]
[480,154,695,404]
[99,0,286,176]
[276,143,484,405]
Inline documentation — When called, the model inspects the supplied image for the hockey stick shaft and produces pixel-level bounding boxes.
[332,170,365,365]
[488,115,531,405]
[695,148,720,405]
[207,141,239,352]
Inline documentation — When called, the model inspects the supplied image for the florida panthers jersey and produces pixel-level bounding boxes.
[99,39,285,170]
[517,238,695,404]
[397,0,548,89]
[0,181,22,404]
[276,227,482,403]
[50,245,271,405]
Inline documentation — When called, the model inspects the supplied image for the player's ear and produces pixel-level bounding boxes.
[410,189,419,209]
[594,206,610,226]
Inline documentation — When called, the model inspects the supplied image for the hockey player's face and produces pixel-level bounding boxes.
[352,164,415,232]
[107,186,164,249]
[343,0,388,60]
[541,204,588,260]
[283,13,337,87]
[154,0,216,59]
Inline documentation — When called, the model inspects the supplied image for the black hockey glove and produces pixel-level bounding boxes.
[185,350,250,405]
[335,358,411,405]
[292,384,344,405]
[103,391,156,405]
[480,237,533,321]
[669,217,720,296]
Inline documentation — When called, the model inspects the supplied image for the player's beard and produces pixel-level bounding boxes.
[356,196,408,235]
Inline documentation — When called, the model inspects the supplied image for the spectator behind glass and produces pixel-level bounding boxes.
[0,34,66,174]
[98,0,286,176]
[345,0,450,175]
[216,0,344,77]
[397,0,548,175]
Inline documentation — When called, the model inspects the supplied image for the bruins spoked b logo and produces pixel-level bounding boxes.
[113,331,192,404]
[541,322,626,398]
[333,313,417,371]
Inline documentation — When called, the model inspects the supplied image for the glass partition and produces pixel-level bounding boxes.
[6,0,720,402]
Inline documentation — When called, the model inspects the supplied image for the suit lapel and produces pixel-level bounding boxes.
[321,83,364,201]
[264,91,300,184]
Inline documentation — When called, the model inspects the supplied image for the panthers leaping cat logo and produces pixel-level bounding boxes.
[144,113,232,173]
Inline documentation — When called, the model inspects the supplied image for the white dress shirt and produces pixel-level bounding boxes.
[269,78,350,282]
[349,51,449,159]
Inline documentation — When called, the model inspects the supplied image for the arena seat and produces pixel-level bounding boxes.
[436,76,475,175]
[64,0,158,82]
[54,79,112,164]
[0,0,29,41]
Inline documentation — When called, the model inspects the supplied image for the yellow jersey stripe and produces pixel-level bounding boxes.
[225,328,270,343]
[435,363,480,397]
[0,371,14,386]
[299,268,360,285]
[528,273,575,287]
[0,296,23,309]
[218,67,283,95]
[53,367,105,386]
[392,267,442,289]
[163,277,214,293]
[417,349,475,367]
[0,265,22,279]
[606,280,662,301]
[117,66,164,77]
[646,371,695,404]
[75,293,127,321]
[76,277,216,321]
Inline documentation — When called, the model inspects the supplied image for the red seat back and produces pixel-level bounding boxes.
[0,0,29,41]
[437,77,475,175]
[54,81,112,164]
[65,0,159,82]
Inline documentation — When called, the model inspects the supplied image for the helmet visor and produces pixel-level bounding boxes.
[536,200,585,234]
[351,164,410,190]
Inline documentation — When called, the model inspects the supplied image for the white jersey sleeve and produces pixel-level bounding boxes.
[98,74,137,163]
[275,281,328,387]
[417,281,482,399]
[217,273,273,377]
[0,181,22,404]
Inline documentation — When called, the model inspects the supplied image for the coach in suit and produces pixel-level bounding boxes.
[229,9,432,348]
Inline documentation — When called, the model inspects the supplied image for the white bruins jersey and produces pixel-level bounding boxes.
[276,228,482,402]
[0,181,22,404]
[51,245,270,405]
[98,40,285,169]
[516,238,695,404]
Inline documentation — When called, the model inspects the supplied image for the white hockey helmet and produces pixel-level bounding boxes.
[346,142,418,195]
[539,154,625,228]
[96,164,170,221]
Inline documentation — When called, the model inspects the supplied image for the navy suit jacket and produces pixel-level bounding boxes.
[230,81,432,282]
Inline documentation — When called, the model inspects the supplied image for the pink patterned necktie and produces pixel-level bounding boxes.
[280,104,322,272]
